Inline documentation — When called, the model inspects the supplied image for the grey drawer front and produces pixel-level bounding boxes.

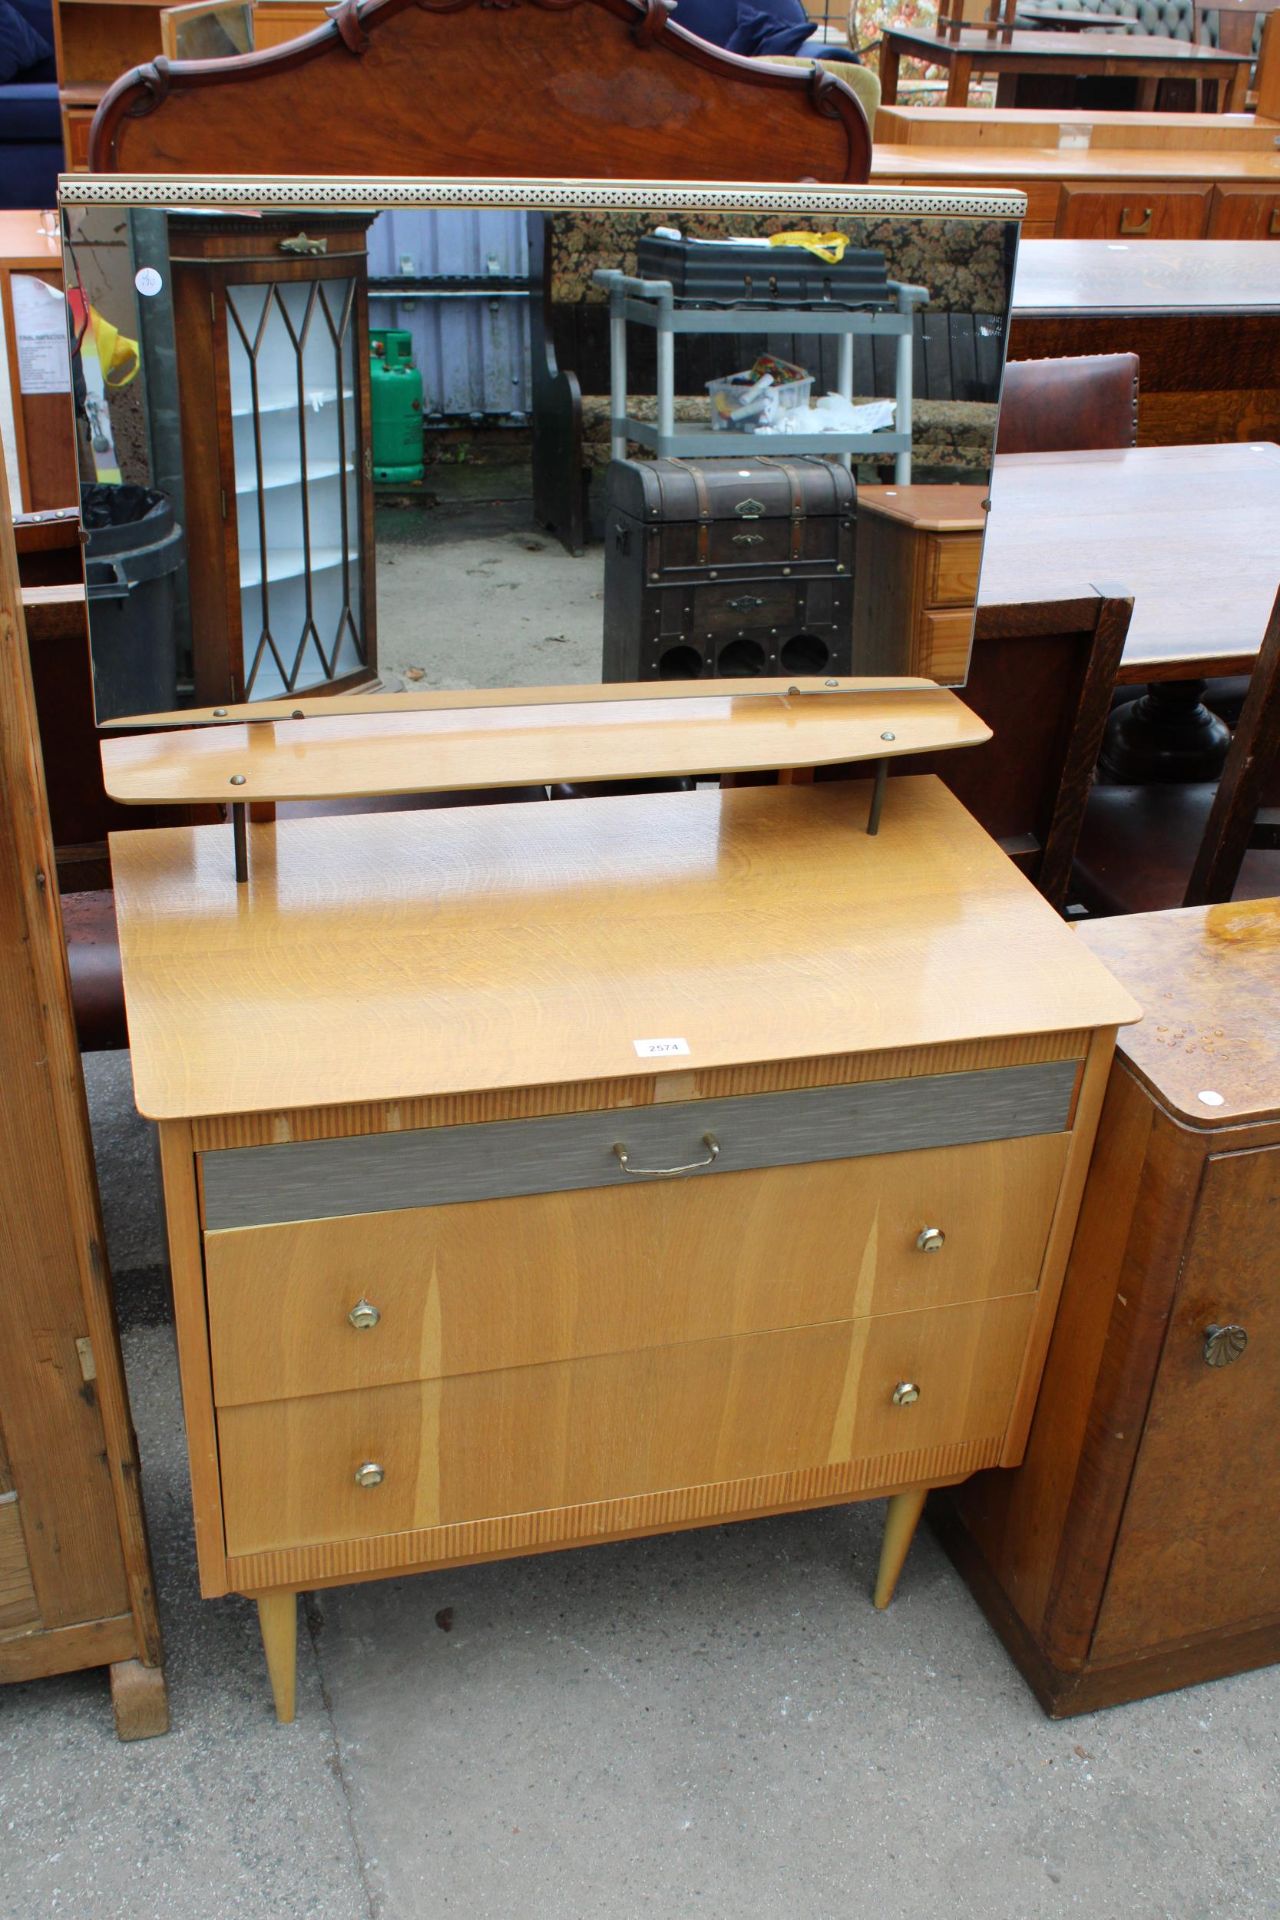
[202,1061,1078,1230]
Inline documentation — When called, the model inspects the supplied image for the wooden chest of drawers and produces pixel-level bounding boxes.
[938,900,1280,1714]
[852,485,987,684]
[109,759,1136,1721]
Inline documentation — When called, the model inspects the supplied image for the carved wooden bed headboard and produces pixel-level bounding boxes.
[89,0,871,180]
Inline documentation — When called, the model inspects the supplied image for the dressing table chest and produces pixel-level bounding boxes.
[101,682,1138,1720]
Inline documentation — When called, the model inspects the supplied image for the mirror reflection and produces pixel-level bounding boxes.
[61,195,1017,722]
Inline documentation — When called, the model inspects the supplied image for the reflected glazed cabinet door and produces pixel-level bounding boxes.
[167,211,378,707]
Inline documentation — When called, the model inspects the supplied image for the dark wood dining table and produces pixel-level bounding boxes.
[1009,239,1280,446]
[977,440,1280,775]
[878,23,1251,110]
[978,441,1280,683]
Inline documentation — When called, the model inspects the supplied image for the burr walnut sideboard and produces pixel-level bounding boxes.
[100,684,1138,1721]
[937,900,1280,1715]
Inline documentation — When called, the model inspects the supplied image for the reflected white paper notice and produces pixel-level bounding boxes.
[13,275,71,396]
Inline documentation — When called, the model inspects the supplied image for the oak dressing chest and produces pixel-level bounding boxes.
[101,682,1138,1720]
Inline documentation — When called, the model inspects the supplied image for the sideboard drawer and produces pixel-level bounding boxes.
[206,1130,1069,1406]
[217,1292,1038,1556]
[199,1061,1079,1230]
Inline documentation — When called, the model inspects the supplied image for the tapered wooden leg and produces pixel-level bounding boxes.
[254,1591,298,1723]
[873,1487,929,1610]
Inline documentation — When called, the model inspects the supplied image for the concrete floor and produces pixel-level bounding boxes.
[374,462,604,692]
[1,1051,1277,1920]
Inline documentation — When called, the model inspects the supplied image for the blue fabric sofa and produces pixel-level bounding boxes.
[0,0,63,209]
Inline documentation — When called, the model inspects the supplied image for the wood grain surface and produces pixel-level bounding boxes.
[109,776,1139,1119]
[99,685,990,805]
[88,0,871,181]
[1077,899,1280,1125]
[204,1132,1068,1406]
[979,443,1280,682]
[217,1292,1036,1556]
[98,676,924,732]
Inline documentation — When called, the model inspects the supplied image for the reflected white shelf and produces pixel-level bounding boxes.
[239,547,359,588]
[231,388,345,420]
[235,459,351,495]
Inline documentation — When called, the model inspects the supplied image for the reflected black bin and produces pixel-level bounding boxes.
[82,483,185,721]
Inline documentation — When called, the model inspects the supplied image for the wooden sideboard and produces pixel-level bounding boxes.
[1009,239,1280,446]
[100,687,1136,1720]
[937,900,1280,1715]
[870,107,1280,238]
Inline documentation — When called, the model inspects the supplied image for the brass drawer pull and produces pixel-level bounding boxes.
[732,532,765,546]
[613,1132,720,1178]
[1119,206,1153,236]
[354,1461,385,1488]
[892,1381,920,1407]
[916,1227,946,1253]
[726,594,765,612]
[347,1298,381,1330]
[1203,1323,1248,1368]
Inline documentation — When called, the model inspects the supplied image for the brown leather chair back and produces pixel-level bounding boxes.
[996,353,1139,456]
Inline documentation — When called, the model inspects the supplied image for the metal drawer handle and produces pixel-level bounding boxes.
[732,532,765,546]
[916,1227,946,1254]
[1203,1323,1248,1368]
[348,1298,380,1331]
[354,1461,385,1488]
[726,594,765,612]
[613,1133,720,1178]
[1119,206,1153,236]
[892,1382,920,1407]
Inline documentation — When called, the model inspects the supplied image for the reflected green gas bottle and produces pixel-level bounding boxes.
[369,330,425,484]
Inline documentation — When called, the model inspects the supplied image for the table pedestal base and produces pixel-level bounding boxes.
[1099,679,1231,785]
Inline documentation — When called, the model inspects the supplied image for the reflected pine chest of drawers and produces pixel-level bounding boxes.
[105,713,1137,1721]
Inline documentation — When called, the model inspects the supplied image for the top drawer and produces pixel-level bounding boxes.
[200,1061,1079,1230]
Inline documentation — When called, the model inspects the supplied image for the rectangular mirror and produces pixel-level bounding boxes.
[58,181,1021,722]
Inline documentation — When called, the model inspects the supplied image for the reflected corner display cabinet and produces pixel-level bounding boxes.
[167,213,377,707]
[99,682,1139,1721]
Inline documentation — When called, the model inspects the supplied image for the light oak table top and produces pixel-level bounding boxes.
[108,777,1138,1121]
[1012,239,1280,316]
[978,442,1280,683]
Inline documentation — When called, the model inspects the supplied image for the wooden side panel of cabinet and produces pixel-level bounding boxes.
[0,459,166,1732]
[1055,187,1211,240]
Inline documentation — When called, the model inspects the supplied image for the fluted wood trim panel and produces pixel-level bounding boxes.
[202,1062,1078,1229]
[225,1433,1005,1594]
[190,1033,1090,1150]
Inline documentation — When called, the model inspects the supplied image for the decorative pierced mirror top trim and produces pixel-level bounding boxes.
[60,179,1029,222]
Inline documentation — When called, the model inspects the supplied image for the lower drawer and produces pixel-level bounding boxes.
[217,1292,1037,1555]
[205,1132,1068,1406]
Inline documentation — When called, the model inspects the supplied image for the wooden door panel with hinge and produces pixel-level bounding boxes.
[1092,1145,1280,1658]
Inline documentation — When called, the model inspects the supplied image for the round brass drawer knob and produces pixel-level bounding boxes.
[892,1381,920,1407]
[354,1461,385,1489]
[1203,1324,1248,1368]
[916,1227,946,1254]
[347,1298,380,1331]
